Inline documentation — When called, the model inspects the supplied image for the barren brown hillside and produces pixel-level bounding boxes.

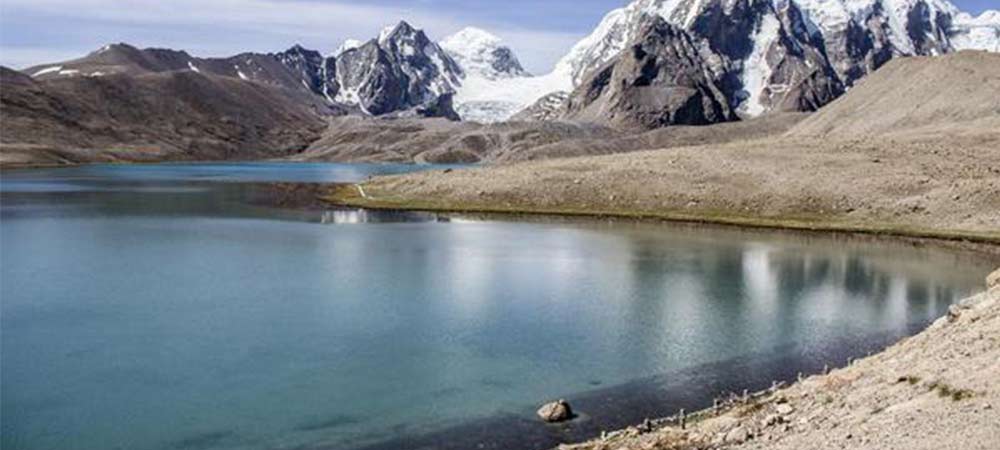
[788,51,1000,138]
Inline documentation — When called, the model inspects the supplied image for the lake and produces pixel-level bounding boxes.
[1,163,995,450]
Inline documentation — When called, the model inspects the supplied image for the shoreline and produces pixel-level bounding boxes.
[323,183,1000,250]
[349,322,950,450]
[554,268,1000,450]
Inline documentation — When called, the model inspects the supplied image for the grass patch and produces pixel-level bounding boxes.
[735,401,765,417]
[927,381,976,401]
[897,375,922,385]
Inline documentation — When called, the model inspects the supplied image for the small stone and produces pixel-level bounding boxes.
[987,270,1000,289]
[948,304,964,321]
[537,399,573,423]
[725,426,751,444]
[776,404,794,415]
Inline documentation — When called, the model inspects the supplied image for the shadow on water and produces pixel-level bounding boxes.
[167,430,235,450]
[349,325,923,450]
[294,415,365,433]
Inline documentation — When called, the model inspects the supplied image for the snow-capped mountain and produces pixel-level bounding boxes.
[26,21,467,119]
[335,21,463,115]
[441,27,528,79]
[562,16,736,129]
[21,0,998,125]
[438,27,545,122]
[334,39,364,56]
[951,10,1000,51]
[502,0,999,122]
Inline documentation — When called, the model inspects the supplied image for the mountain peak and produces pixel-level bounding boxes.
[444,27,503,47]
[89,42,138,56]
[379,20,419,44]
[441,27,528,80]
[335,39,365,56]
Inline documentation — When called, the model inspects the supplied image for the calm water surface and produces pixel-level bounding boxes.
[1,163,995,450]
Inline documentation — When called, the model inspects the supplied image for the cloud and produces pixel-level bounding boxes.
[0,0,588,73]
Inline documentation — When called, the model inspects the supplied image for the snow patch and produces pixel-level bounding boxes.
[441,27,526,80]
[187,61,200,73]
[952,10,1000,52]
[32,66,62,77]
[454,70,572,122]
[740,13,781,117]
[335,39,364,56]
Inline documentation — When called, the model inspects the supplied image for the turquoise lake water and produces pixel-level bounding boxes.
[1,163,995,450]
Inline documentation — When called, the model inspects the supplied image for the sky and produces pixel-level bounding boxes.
[0,0,995,72]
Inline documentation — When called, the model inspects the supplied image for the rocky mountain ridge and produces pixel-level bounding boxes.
[531,0,999,125]
[11,0,1000,130]
[24,21,466,119]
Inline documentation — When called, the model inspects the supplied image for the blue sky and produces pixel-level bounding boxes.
[0,0,994,72]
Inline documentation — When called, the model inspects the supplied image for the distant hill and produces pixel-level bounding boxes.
[788,51,1000,138]
[0,66,329,166]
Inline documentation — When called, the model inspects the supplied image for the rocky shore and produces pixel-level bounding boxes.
[556,269,1000,450]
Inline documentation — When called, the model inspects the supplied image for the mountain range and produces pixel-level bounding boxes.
[2,0,998,166]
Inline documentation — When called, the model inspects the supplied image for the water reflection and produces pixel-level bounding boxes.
[1,164,996,450]
[319,208,444,224]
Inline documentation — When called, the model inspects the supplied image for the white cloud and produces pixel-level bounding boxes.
[0,0,586,73]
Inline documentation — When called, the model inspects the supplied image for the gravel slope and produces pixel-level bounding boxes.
[788,51,1000,139]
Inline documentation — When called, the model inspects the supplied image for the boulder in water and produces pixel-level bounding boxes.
[537,399,573,423]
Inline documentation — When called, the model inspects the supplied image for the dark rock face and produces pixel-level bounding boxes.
[333,22,462,119]
[688,0,844,116]
[488,47,526,77]
[337,42,409,115]
[562,17,734,130]
[378,21,463,104]
[383,93,461,121]
[274,45,339,100]
[907,1,952,55]
[512,91,570,122]
[776,68,843,112]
